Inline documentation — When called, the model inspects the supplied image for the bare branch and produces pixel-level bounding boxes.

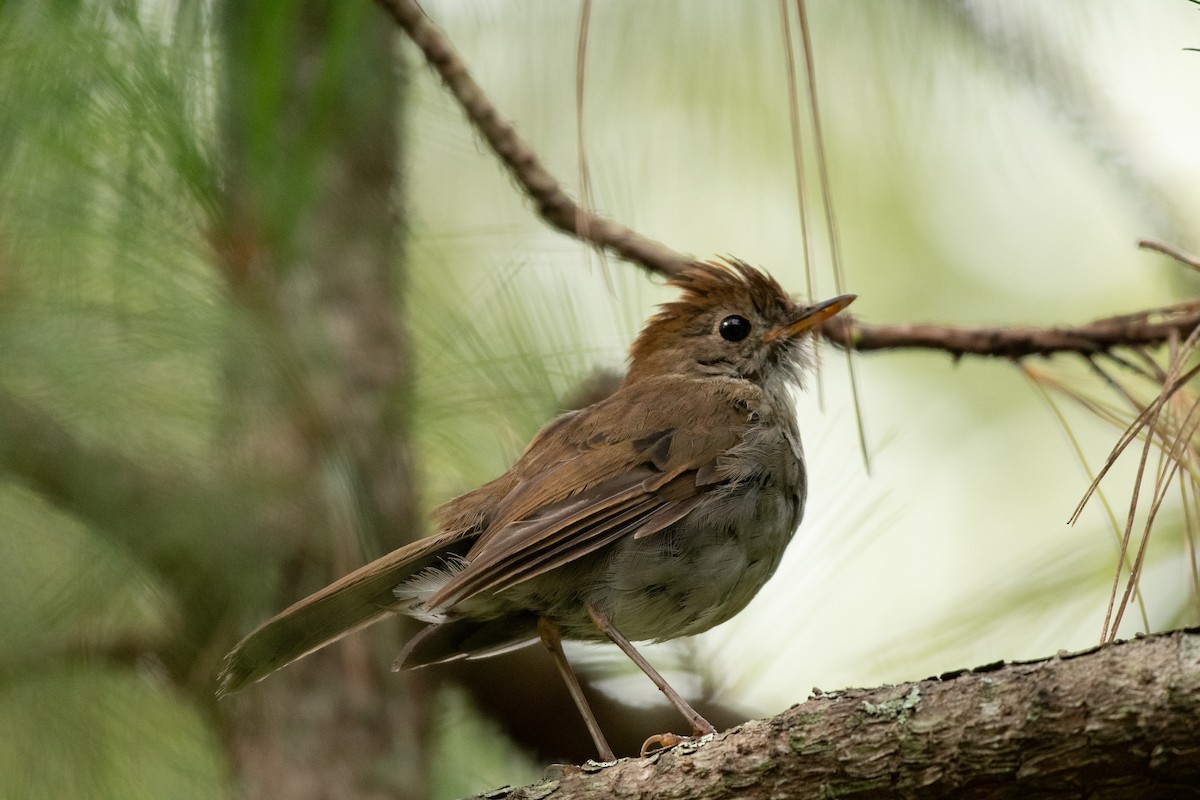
[378,0,1200,366]
[1140,237,1200,271]
[821,304,1200,360]
[490,629,1200,800]
[375,0,689,279]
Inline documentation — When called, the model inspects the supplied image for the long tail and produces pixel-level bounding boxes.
[217,530,470,695]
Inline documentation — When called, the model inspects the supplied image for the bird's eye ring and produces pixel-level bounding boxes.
[718,315,751,342]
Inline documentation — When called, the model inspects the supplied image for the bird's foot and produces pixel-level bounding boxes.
[640,732,688,756]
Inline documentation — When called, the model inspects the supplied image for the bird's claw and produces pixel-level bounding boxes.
[544,763,583,779]
[640,732,688,756]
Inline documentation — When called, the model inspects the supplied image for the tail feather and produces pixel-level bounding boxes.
[217,530,471,696]
[392,614,540,670]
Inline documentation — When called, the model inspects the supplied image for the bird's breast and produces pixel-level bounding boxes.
[593,419,807,641]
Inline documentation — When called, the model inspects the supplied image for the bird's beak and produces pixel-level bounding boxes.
[764,294,857,342]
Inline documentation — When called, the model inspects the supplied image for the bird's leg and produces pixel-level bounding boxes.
[538,616,616,762]
[586,604,716,754]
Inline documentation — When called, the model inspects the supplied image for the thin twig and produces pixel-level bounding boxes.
[1110,393,1200,640]
[823,307,1200,360]
[791,0,870,469]
[1139,237,1200,271]
[780,1,814,304]
[796,0,844,297]
[1084,356,1145,423]
[1069,361,1200,526]
[1183,477,1200,609]
[380,0,1200,366]
[1128,345,1169,383]
[1025,371,1151,632]
[574,0,605,281]
[1101,389,1159,642]
[1096,349,1158,384]
[376,0,689,279]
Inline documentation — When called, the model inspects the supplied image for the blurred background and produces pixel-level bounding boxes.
[3,1,1199,798]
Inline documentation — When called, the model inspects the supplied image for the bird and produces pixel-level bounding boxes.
[217,257,855,761]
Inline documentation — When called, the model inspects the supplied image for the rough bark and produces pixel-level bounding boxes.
[485,629,1200,800]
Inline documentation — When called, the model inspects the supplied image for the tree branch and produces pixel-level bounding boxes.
[377,0,1200,366]
[1139,237,1200,272]
[488,628,1200,800]
[374,0,689,279]
[822,302,1200,360]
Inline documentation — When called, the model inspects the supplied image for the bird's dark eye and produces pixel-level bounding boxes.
[718,315,751,342]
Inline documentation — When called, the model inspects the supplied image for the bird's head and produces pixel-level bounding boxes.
[625,258,855,388]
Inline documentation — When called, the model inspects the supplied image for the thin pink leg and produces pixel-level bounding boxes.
[586,604,716,752]
[538,616,616,762]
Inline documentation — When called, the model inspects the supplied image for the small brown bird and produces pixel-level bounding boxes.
[218,258,855,760]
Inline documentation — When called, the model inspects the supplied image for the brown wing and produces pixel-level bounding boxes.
[427,374,757,611]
